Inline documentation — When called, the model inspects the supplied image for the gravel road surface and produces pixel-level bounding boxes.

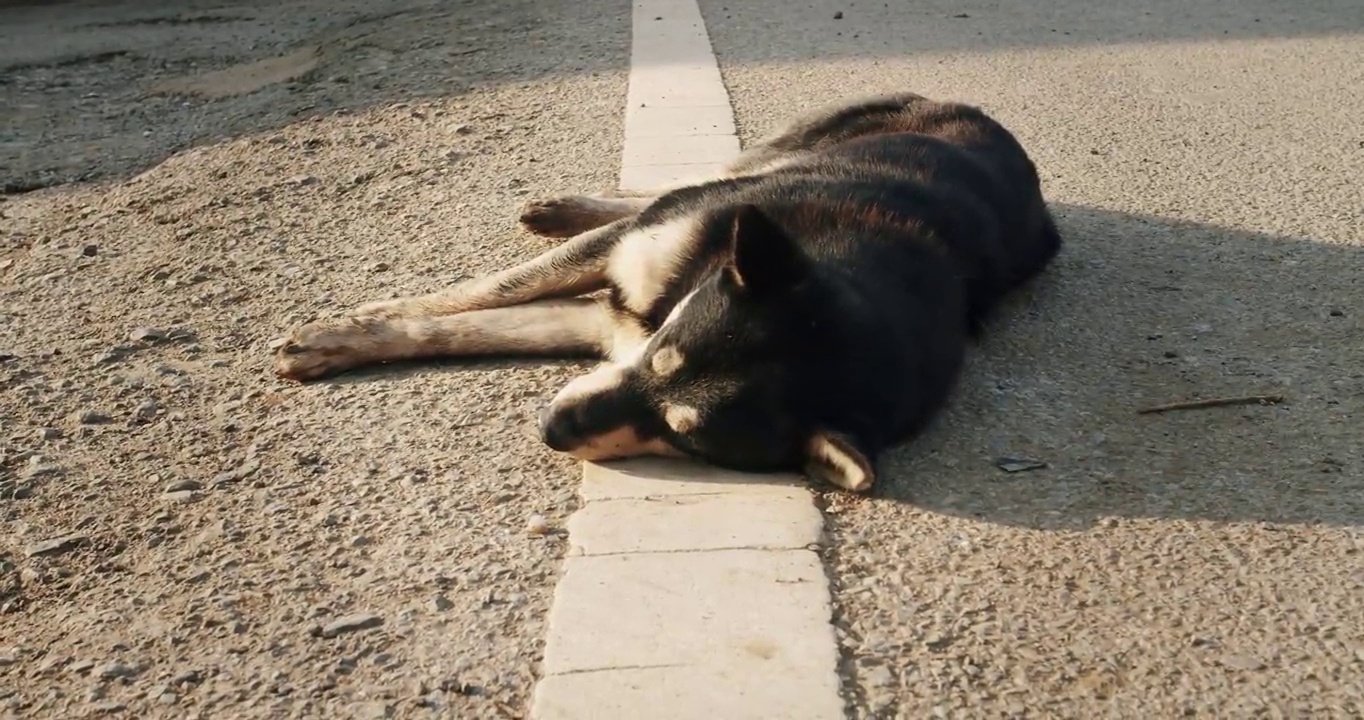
[2,0,629,717]
[701,0,1364,716]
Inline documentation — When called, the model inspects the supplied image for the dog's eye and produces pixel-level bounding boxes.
[282,343,308,355]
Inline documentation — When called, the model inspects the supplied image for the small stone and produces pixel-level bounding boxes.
[526,514,551,536]
[96,661,138,680]
[82,244,98,257]
[211,459,260,487]
[2,481,33,499]
[26,534,88,557]
[432,594,454,612]
[369,262,390,273]
[37,427,62,441]
[128,327,165,343]
[77,410,113,425]
[24,456,61,478]
[1329,308,1344,317]
[163,478,201,493]
[133,401,159,423]
[315,613,384,638]
[288,174,319,186]
[355,701,393,719]
[170,669,201,686]
[863,665,893,688]
[833,10,844,19]
[162,490,195,503]
[452,124,473,135]
[995,457,1047,473]
[1220,654,1265,671]
[350,535,372,547]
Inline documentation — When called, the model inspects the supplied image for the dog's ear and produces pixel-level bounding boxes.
[724,204,809,294]
[803,430,876,493]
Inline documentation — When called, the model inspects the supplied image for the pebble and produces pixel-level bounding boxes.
[24,456,61,478]
[288,174,320,186]
[355,701,393,719]
[315,612,384,638]
[37,427,62,441]
[129,327,165,343]
[863,665,894,688]
[81,244,98,257]
[96,661,137,680]
[163,478,201,493]
[170,669,202,686]
[1220,654,1265,671]
[432,594,454,612]
[26,534,88,557]
[1,480,33,499]
[162,491,196,503]
[133,401,159,423]
[526,514,551,536]
[211,459,260,487]
[77,410,113,425]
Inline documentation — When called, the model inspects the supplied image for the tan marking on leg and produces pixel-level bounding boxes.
[346,217,631,321]
[274,299,610,381]
[606,216,700,316]
[661,403,700,434]
[520,195,655,238]
[649,345,684,377]
[564,426,684,462]
[606,317,653,364]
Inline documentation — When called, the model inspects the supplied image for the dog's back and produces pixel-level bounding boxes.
[626,92,1061,336]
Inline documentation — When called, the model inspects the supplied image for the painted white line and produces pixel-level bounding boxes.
[529,1,846,717]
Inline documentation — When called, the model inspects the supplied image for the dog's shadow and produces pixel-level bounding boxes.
[876,202,1364,530]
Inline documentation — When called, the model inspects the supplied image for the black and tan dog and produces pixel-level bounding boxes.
[273,93,1061,493]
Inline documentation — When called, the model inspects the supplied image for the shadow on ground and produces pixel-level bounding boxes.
[5,0,1363,192]
[0,0,631,191]
[874,202,1363,530]
[699,0,1364,60]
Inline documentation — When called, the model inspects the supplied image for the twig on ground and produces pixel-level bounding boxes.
[1136,394,1285,415]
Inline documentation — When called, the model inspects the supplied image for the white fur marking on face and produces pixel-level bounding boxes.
[606,216,699,316]
[660,288,698,330]
[662,403,700,433]
[550,362,626,408]
[650,345,685,377]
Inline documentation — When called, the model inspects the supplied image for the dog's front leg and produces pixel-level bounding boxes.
[347,217,630,321]
[274,298,610,381]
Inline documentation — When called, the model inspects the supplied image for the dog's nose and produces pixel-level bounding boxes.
[539,405,579,452]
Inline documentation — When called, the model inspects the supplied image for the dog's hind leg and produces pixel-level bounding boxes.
[348,218,631,320]
[520,194,656,238]
[275,298,611,381]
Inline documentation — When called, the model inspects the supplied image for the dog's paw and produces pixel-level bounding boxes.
[272,317,376,381]
[519,196,597,238]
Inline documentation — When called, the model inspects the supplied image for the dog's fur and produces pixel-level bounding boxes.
[273,92,1061,493]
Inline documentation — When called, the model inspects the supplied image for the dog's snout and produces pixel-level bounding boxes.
[539,405,580,452]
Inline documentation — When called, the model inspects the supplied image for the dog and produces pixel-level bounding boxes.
[272,92,1062,493]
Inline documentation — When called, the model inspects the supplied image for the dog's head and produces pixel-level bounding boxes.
[538,204,877,492]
